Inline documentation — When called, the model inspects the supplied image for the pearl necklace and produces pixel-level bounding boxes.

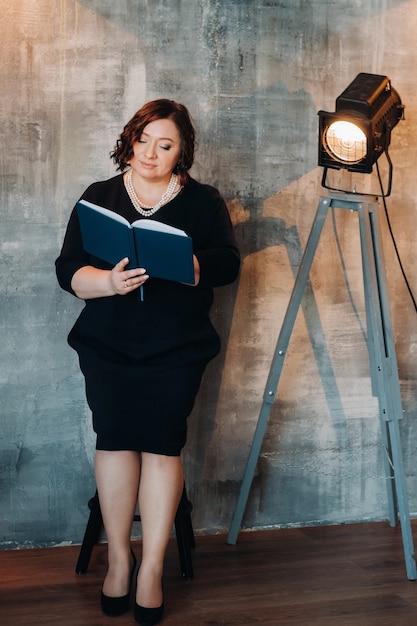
[124,168,178,216]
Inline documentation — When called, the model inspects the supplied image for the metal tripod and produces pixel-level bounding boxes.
[227,191,417,580]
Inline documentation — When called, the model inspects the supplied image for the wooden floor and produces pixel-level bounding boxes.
[2,521,417,625]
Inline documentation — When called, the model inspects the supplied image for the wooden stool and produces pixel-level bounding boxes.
[75,484,195,579]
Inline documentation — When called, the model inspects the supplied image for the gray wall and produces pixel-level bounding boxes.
[2,0,417,548]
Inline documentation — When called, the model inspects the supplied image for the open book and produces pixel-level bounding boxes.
[77,199,195,284]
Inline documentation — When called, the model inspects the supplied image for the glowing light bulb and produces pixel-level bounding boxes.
[324,121,367,164]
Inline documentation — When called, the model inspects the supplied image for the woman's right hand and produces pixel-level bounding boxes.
[71,258,148,299]
[108,258,149,295]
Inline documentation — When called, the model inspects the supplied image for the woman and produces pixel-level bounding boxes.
[55,99,240,626]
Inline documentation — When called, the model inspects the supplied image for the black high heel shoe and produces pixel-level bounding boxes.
[134,601,164,626]
[100,548,137,617]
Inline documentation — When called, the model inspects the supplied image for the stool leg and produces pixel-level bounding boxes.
[76,486,195,579]
[75,491,103,574]
[174,485,195,579]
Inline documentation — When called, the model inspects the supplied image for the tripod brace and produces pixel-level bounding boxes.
[227,192,416,580]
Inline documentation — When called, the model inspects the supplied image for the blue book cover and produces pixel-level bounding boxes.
[77,199,195,284]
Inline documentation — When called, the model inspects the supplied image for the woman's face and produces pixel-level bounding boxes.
[129,118,182,183]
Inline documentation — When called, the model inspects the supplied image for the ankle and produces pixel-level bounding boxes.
[136,565,163,608]
[103,548,136,597]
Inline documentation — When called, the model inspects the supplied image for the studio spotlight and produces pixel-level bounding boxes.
[229,72,416,582]
[318,72,404,195]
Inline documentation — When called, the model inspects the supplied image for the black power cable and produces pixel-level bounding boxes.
[376,159,417,313]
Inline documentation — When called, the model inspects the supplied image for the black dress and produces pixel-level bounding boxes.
[55,174,240,455]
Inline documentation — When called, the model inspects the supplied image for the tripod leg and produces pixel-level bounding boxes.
[227,197,331,544]
[358,203,397,525]
[387,417,416,579]
[358,201,416,580]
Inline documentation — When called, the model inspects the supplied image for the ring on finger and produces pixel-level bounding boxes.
[124,280,128,288]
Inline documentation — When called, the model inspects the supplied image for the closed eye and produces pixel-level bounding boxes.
[138,139,171,150]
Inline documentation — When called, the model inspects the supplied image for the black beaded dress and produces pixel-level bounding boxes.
[55,174,240,455]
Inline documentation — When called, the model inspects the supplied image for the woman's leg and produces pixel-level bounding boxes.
[94,449,140,597]
[136,452,184,608]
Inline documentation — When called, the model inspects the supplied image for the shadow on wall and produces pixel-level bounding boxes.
[190,196,352,482]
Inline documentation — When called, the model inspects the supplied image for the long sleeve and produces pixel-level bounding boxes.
[187,181,240,288]
[194,200,240,287]
[55,205,91,296]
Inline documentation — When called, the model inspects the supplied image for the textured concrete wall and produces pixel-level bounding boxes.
[2,0,417,548]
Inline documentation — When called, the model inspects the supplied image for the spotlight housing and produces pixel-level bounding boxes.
[318,73,404,193]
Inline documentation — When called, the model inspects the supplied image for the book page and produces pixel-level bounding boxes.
[132,219,187,237]
[78,199,130,227]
